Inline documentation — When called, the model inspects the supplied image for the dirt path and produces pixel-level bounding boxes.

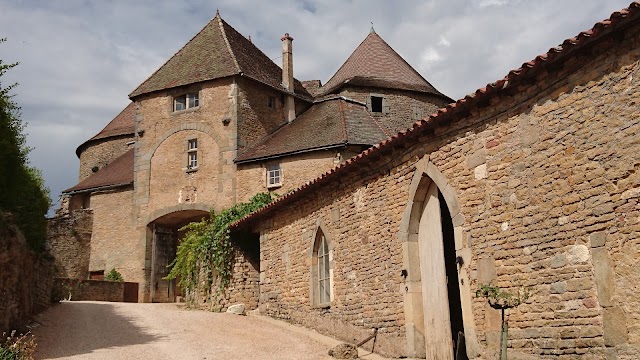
[32,301,338,360]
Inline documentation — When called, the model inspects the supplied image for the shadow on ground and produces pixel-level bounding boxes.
[33,301,160,359]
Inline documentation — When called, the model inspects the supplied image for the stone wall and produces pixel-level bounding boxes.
[237,77,288,151]
[252,19,640,359]
[190,243,260,311]
[0,212,54,334]
[87,187,141,285]
[339,86,450,134]
[47,209,92,278]
[236,150,343,203]
[147,129,221,211]
[53,279,136,302]
[78,135,134,181]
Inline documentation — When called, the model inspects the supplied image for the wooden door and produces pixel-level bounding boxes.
[419,182,454,359]
[151,225,176,303]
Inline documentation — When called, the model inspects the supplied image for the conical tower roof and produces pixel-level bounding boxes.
[129,13,311,99]
[320,30,447,98]
[76,102,136,157]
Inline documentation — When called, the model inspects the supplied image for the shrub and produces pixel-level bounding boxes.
[0,331,36,360]
[0,38,50,252]
[104,269,124,282]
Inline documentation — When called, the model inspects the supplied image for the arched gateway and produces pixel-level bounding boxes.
[146,205,210,303]
[400,159,478,359]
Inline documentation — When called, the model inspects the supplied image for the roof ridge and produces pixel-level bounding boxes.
[371,33,440,95]
[364,105,393,138]
[129,16,219,98]
[322,33,370,90]
[320,31,446,97]
[217,16,242,73]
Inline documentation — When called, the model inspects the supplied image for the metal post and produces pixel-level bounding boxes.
[500,308,508,360]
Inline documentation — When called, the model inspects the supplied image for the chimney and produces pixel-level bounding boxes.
[281,33,295,122]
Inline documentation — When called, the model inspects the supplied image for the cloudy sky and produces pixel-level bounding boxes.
[0,0,633,213]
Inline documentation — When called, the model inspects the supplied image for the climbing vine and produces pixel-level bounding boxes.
[166,192,276,307]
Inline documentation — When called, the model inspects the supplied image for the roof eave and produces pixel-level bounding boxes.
[63,182,133,195]
[235,143,349,164]
[75,133,135,158]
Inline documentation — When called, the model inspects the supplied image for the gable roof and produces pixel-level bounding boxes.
[231,1,640,229]
[235,97,391,163]
[129,14,312,100]
[320,30,449,99]
[76,102,136,157]
[64,149,134,194]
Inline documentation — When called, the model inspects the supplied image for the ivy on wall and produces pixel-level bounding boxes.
[166,192,276,308]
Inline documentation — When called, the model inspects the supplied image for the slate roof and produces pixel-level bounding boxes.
[231,1,640,228]
[320,30,448,98]
[64,149,134,194]
[235,97,391,163]
[129,13,312,100]
[76,103,136,157]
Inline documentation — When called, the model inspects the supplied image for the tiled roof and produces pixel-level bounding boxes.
[320,30,448,98]
[231,1,640,229]
[64,149,134,193]
[301,80,322,97]
[235,97,391,163]
[76,103,136,157]
[129,14,312,100]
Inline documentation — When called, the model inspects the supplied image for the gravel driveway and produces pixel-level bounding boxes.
[33,301,338,360]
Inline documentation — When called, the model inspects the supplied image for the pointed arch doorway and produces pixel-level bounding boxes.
[419,181,465,359]
[400,159,478,359]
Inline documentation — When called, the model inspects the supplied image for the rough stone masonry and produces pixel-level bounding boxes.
[236,5,640,359]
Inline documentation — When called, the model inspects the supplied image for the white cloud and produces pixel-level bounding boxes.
[478,0,510,8]
[420,47,443,67]
[438,36,451,47]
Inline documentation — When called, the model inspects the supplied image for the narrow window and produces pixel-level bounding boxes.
[187,139,198,170]
[268,96,276,109]
[316,231,331,304]
[174,93,199,112]
[411,105,422,120]
[311,228,332,307]
[370,96,383,113]
[267,163,281,188]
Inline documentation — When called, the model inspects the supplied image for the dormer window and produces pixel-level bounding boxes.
[187,139,198,170]
[370,96,383,112]
[174,93,199,112]
[367,94,389,114]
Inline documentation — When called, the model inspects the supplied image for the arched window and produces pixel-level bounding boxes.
[313,229,331,306]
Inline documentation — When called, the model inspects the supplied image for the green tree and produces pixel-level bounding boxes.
[0,38,51,252]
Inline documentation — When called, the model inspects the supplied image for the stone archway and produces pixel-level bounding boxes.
[146,206,210,303]
[399,158,478,359]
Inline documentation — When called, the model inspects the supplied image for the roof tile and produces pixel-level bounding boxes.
[64,149,134,193]
[320,31,447,97]
[76,102,136,157]
[129,15,311,100]
[235,98,390,163]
